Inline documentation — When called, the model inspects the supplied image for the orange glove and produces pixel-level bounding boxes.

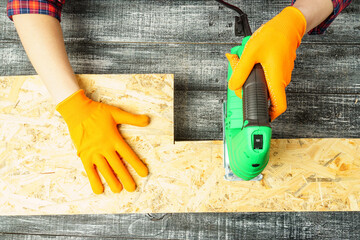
[56,89,150,194]
[226,6,307,121]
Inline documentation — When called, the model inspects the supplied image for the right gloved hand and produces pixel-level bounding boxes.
[226,6,307,121]
[56,89,150,194]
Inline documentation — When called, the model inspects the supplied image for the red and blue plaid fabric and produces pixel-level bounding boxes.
[7,0,65,22]
[292,0,352,35]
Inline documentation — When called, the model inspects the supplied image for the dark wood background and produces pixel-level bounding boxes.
[1,0,359,239]
[0,212,359,239]
[1,0,360,141]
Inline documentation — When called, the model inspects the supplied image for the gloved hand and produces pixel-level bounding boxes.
[56,89,150,194]
[226,6,307,121]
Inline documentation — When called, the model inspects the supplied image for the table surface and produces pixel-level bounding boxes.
[0,0,359,239]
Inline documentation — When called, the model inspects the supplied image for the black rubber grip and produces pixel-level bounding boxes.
[242,63,270,127]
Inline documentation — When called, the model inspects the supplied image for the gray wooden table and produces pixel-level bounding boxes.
[0,0,359,239]
[0,212,359,239]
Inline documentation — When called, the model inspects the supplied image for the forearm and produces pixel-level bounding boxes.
[293,0,334,32]
[13,14,79,105]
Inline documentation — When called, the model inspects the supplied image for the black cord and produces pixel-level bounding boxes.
[215,0,246,16]
[215,0,252,36]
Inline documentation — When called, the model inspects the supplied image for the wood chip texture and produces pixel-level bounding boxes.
[0,74,359,215]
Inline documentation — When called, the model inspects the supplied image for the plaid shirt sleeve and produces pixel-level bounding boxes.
[7,0,65,22]
[292,0,352,35]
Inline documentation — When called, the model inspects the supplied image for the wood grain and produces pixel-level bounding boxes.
[176,90,360,140]
[1,0,359,141]
[1,42,359,94]
[1,41,359,140]
[1,74,359,215]
[0,0,359,237]
[0,212,360,239]
[1,0,359,43]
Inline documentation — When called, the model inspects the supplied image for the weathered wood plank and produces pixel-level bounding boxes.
[0,212,360,239]
[0,236,103,240]
[0,42,359,94]
[1,0,359,44]
[0,0,358,238]
[176,90,360,140]
[1,42,359,140]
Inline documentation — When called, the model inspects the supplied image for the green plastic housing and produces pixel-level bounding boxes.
[225,36,272,180]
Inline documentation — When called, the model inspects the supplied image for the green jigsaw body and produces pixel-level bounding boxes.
[225,36,272,180]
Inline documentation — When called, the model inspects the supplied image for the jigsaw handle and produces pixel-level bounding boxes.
[242,64,270,127]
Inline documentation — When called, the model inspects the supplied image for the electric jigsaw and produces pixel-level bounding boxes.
[217,0,272,181]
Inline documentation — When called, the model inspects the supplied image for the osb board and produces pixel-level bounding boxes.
[0,74,359,215]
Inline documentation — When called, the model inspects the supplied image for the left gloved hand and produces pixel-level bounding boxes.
[56,89,150,194]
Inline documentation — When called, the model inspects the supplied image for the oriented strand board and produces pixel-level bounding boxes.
[0,74,359,215]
